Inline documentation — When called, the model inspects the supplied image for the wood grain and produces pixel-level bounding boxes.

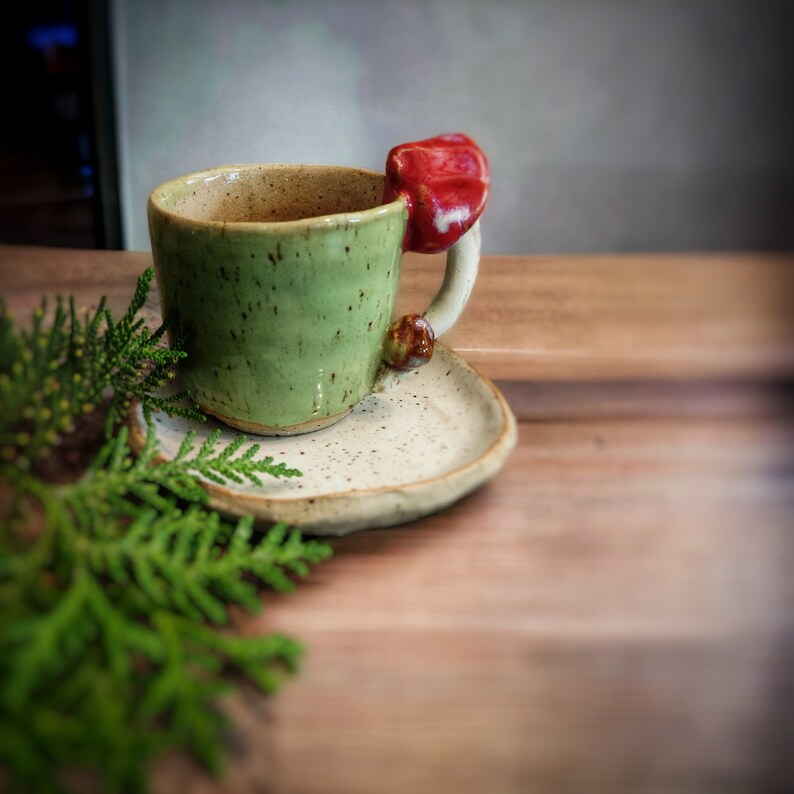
[2,245,793,793]
[397,252,794,381]
[2,246,793,382]
[152,418,794,794]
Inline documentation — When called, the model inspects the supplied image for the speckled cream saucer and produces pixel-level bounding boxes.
[128,344,516,535]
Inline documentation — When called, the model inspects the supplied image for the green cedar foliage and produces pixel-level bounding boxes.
[0,269,332,792]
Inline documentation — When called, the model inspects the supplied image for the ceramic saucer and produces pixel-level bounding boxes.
[128,344,516,535]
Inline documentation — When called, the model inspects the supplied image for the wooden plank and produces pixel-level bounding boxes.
[150,416,794,794]
[497,379,794,421]
[3,246,793,791]
[0,245,150,319]
[2,246,793,382]
[397,253,794,381]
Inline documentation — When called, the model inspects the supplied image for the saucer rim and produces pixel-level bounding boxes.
[127,343,517,534]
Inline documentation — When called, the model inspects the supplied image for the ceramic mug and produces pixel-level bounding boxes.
[148,156,483,435]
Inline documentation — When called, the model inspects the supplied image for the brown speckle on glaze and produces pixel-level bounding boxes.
[150,163,412,433]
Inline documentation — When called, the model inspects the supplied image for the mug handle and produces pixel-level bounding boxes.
[424,219,481,337]
[375,220,481,391]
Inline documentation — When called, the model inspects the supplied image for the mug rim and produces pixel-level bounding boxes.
[148,163,407,232]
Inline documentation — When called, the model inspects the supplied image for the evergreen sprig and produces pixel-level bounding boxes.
[0,270,332,793]
[0,268,203,471]
[174,427,304,486]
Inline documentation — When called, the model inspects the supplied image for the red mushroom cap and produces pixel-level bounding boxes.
[384,133,490,254]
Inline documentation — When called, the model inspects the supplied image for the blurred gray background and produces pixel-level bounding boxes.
[112,0,794,254]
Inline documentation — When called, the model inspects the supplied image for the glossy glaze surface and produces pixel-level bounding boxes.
[149,164,408,433]
[129,344,517,534]
[382,313,435,370]
[384,133,490,254]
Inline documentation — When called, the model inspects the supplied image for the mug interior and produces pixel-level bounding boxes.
[152,164,389,224]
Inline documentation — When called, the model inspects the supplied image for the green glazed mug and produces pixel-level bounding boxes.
[148,163,481,435]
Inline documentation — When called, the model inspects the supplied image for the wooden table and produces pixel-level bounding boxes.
[2,246,793,793]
